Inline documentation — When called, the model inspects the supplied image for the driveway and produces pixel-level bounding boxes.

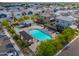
[57,37,79,56]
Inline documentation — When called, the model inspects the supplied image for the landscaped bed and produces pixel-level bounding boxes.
[12,34,34,55]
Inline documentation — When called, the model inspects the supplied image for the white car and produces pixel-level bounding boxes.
[7,50,19,56]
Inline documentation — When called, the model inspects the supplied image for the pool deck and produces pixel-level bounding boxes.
[29,39,40,52]
[14,24,56,52]
[22,24,43,31]
[14,24,43,32]
[21,24,56,39]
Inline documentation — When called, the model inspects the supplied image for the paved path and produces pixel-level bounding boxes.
[4,29,24,56]
[57,36,79,56]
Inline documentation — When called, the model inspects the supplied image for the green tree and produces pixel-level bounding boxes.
[9,28,15,35]
[1,20,10,27]
[17,39,27,49]
[13,34,27,48]
[13,34,20,41]
[58,34,67,45]
[23,16,30,20]
[31,15,39,20]
[14,18,18,21]
[17,18,24,22]
[48,40,63,51]
[63,27,76,42]
[36,41,56,56]
[63,27,76,35]
[58,27,76,44]
[36,40,63,56]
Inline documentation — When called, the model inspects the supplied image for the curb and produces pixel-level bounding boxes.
[54,35,79,56]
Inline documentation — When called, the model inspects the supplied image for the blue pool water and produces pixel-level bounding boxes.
[14,26,23,31]
[28,29,52,41]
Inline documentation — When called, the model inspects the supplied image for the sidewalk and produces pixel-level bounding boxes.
[4,29,24,56]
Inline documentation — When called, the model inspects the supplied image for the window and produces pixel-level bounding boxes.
[17,14,20,16]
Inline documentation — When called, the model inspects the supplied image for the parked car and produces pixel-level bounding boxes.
[7,50,19,56]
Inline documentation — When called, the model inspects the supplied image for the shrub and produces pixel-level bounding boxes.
[1,20,10,27]
[36,40,63,56]
[13,34,20,41]
[36,41,56,56]
[62,27,76,42]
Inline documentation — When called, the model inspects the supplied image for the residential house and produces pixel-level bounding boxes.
[55,16,77,29]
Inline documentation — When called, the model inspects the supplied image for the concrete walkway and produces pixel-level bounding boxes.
[4,29,24,56]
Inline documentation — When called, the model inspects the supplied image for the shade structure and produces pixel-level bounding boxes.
[23,20,33,27]
[19,31,33,41]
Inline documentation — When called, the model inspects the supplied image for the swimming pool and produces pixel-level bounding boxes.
[14,26,21,31]
[14,25,23,31]
[28,29,52,41]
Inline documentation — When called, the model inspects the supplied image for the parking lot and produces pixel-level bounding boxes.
[0,27,18,56]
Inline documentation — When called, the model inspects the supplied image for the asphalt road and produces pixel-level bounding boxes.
[58,37,79,56]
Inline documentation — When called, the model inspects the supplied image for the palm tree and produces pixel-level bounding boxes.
[1,20,10,27]
[9,28,15,35]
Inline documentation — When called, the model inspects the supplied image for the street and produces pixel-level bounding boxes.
[57,36,79,56]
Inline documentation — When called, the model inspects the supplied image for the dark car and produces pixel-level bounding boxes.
[6,43,14,48]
